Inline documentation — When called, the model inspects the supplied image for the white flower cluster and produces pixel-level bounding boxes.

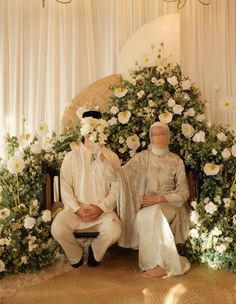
[80,117,109,145]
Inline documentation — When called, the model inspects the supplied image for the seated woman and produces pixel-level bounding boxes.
[117,122,190,278]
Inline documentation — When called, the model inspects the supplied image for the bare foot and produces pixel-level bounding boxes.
[141,266,167,278]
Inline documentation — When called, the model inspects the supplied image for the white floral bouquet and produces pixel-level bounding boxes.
[79,116,109,145]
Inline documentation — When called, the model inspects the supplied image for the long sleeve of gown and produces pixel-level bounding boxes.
[60,154,81,213]
[164,158,190,208]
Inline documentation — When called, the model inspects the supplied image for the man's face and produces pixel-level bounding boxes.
[151,126,169,148]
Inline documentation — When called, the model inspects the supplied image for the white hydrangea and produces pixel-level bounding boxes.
[215,244,227,253]
[205,201,217,214]
[189,228,199,238]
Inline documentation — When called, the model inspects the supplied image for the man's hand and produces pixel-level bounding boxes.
[76,205,103,221]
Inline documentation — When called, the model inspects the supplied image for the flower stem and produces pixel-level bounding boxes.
[0,175,18,206]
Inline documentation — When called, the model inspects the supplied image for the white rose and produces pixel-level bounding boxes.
[181,123,195,138]
[196,114,205,122]
[24,216,36,229]
[31,141,42,154]
[168,98,176,107]
[108,117,117,126]
[205,202,217,214]
[151,77,157,84]
[158,112,173,124]
[167,76,178,86]
[137,90,145,99]
[126,135,140,150]
[110,106,119,114]
[42,210,51,222]
[173,104,184,115]
[212,149,217,155]
[221,148,231,159]
[156,66,165,74]
[184,107,196,117]
[44,153,54,162]
[192,131,205,143]
[217,132,227,141]
[189,228,199,238]
[156,79,165,86]
[211,227,222,236]
[214,196,221,204]
[223,198,231,207]
[181,80,191,90]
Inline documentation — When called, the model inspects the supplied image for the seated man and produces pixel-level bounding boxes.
[51,110,121,268]
[117,121,190,278]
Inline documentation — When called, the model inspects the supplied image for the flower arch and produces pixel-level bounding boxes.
[103,60,236,272]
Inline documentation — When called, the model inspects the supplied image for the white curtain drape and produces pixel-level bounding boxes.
[180,0,236,129]
[0,0,235,145]
[0,0,176,139]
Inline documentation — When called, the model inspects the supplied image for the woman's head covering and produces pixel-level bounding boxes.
[149,121,170,155]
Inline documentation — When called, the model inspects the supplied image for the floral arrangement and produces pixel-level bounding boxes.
[0,123,79,278]
[0,45,235,276]
[186,176,236,271]
[102,46,236,272]
[79,116,109,145]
